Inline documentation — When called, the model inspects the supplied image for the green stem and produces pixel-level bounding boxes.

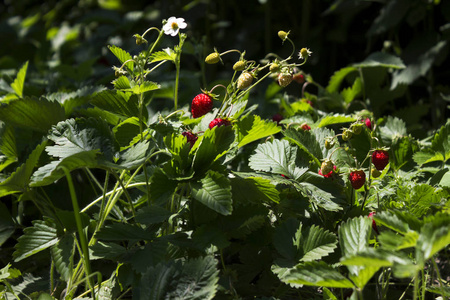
[60,167,95,299]
[174,62,180,110]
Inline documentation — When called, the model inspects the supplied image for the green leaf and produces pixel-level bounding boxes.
[379,116,407,145]
[230,175,280,204]
[13,219,58,262]
[149,50,177,63]
[0,141,46,197]
[108,45,134,72]
[30,150,99,187]
[367,0,410,36]
[190,171,232,216]
[137,256,219,300]
[273,219,337,266]
[135,205,173,225]
[0,97,66,133]
[417,213,450,261]
[148,168,178,205]
[341,77,362,103]
[352,52,406,69]
[236,114,281,148]
[112,76,131,90]
[273,261,354,288]
[113,117,141,148]
[0,124,18,161]
[431,120,450,162]
[248,139,306,179]
[339,216,371,257]
[378,231,419,250]
[91,90,140,119]
[90,241,127,260]
[10,61,28,97]
[316,114,356,128]
[95,223,155,241]
[46,118,115,161]
[0,202,15,246]
[373,211,419,234]
[128,81,161,95]
[115,139,155,169]
[192,125,235,174]
[283,128,322,167]
[392,40,447,88]
[50,234,74,281]
[326,67,357,93]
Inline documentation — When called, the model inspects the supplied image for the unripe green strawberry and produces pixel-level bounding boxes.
[278,72,293,87]
[342,129,352,141]
[351,123,363,135]
[233,60,246,71]
[270,63,280,73]
[348,170,366,190]
[372,149,389,171]
[191,93,213,118]
[205,52,220,64]
[237,71,253,90]
[324,138,335,150]
[371,168,381,178]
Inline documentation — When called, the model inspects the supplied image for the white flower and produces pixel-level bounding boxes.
[163,17,187,36]
[298,48,312,60]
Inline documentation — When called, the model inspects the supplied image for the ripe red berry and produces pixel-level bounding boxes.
[182,131,198,148]
[363,118,372,130]
[209,118,231,129]
[348,170,366,190]
[272,113,283,125]
[368,212,379,234]
[300,123,311,131]
[191,93,213,118]
[372,150,389,171]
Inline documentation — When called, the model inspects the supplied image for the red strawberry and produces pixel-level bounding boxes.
[363,118,372,130]
[368,212,379,234]
[372,150,389,171]
[300,123,311,131]
[209,118,231,129]
[272,113,283,125]
[182,131,198,148]
[191,93,213,118]
[348,170,366,190]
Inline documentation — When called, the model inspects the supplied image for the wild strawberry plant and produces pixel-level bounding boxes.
[0,15,449,300]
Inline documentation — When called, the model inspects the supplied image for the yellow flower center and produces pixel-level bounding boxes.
[171,22,179,30]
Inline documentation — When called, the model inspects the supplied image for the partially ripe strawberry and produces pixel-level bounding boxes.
[372,149,389,171]
[209,118,231,129]
[237,71,253,90]
[368,212,379,234]
[293,72,305,84]
[191,93,213,118]
[182,131,198,148]
[300,123,311,131]
[348,170,366,190]
[319,164,336,178]
[278,72,293,87]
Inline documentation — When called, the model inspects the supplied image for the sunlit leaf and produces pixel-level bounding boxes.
[236,114,280,148]
[108,45,134,72]
[10,61,28,97]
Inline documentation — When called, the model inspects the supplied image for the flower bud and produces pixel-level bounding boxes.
[278,30,289,41]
